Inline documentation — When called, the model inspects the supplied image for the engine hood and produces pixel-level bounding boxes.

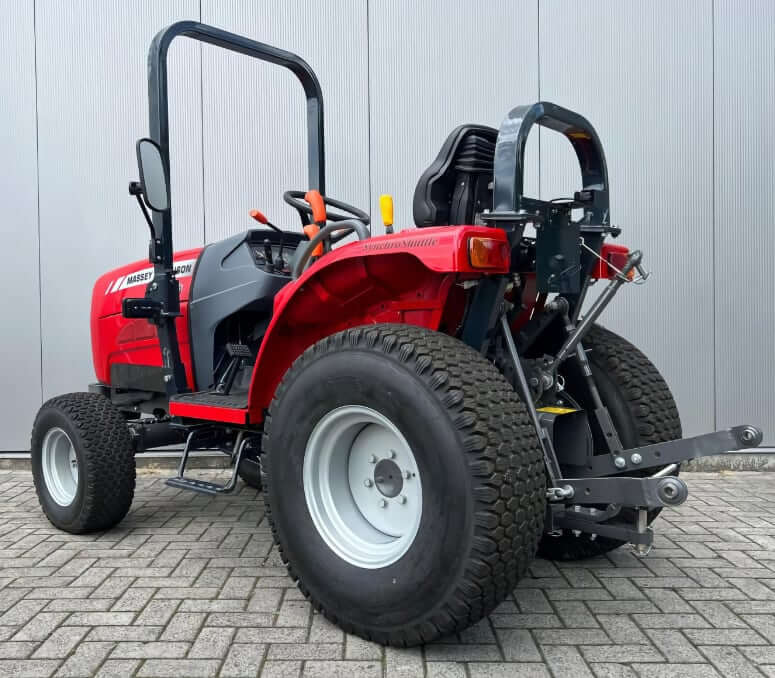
[92,248,203,319]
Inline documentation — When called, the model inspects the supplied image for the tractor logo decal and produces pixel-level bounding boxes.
[362,237,439,252]
[105,258,197,294]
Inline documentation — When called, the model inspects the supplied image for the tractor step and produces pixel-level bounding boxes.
[165,429,257,496]
[169,390,249,424]
[165,476,225,496]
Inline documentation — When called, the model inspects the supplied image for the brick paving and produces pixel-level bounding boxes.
[0,470,773,677]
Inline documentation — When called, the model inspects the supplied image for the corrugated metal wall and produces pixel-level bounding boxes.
[0,1,771,449]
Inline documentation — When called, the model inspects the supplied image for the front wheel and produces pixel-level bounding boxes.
[31,392,136,533]
[262,324,545,646]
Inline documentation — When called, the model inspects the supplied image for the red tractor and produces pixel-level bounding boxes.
[31,22,762,645]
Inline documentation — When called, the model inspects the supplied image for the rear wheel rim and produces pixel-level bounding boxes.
[41,427,79,507]
[303,405,422,569]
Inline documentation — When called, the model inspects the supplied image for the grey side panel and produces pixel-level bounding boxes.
[0,1,41,450]
[188,232,291,390]
[713,0,775,442]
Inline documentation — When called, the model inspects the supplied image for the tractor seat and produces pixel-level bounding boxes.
[413,125,498,227]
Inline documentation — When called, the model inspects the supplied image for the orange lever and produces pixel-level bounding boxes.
[249,209,268,224]
[304,190,327,225]
[303,224,323,257]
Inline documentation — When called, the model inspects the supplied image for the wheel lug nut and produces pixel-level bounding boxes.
[398,495,407,504]
[403,470,410,479]
[379,499,387,508]
[389,449,396,459]
[364,479,373,488]
[369,454,377,464]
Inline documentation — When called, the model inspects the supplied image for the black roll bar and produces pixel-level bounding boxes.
[490,101,610,224]
[142,21,325,395]
[148,20,326,267]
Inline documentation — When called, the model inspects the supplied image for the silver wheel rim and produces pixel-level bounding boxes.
[41,427,79,507]
[303,405,422,569]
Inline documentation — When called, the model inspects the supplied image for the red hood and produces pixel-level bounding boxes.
[92,248,203,319]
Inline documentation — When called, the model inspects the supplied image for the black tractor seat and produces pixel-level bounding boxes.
[413,124,498,227]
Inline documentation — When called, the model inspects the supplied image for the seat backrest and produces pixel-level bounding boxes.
[413,125,498,227]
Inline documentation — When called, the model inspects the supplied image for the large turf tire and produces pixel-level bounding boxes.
[262,324,545,646]
[537,324,682,561]
[31,392,136,534]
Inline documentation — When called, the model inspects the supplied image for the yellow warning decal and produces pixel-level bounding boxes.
[536,406,578,415]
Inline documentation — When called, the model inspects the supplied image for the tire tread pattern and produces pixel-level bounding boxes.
[31,392,135,533]
[262,324,546,646]
[537,324,682,561]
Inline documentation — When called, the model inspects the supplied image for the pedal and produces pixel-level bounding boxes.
[215,344,254,395]
[165,429,254,496]
[226,343,253,359]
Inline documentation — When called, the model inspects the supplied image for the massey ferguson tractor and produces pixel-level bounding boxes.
[30,22,763,645]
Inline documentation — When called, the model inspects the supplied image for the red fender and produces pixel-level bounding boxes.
[246,225,509,421]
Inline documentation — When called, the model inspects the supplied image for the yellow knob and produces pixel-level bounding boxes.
[379,194,394,228]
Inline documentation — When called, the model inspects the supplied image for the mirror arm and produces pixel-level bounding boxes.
[129,181,156,239]
[135,194,156,239]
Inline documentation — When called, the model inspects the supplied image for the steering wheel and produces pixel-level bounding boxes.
[283,190,370,226]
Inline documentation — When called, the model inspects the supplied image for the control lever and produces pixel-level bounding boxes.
[263,238,274,272]
[250,210,286,270]
[303,190,326,257]
[249,209,283,234]
[379,194,394,234]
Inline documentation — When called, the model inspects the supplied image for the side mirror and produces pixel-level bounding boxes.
[136,138,170,212]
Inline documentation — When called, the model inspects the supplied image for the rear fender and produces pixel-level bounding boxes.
[246,226,508,421]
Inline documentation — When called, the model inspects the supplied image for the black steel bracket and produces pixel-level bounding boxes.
[563,425,763,477]
[551,475,689,510]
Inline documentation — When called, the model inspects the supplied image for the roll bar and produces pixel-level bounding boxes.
[147,20,326,267]
[140,21,326,396]
[489,101,609,225]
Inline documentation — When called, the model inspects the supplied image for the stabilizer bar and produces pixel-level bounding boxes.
[563,425,763,478]
[550,475,689,510]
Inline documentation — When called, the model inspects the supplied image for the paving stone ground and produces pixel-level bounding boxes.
[0,470,773,677]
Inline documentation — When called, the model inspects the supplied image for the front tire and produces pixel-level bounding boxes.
[263,324,545,646]
[31,392,136,533]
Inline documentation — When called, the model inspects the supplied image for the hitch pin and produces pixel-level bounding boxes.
[631,508,652,557]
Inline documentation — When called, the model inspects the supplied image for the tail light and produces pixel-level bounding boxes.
[468,237,510,270]
[593,243,634,280]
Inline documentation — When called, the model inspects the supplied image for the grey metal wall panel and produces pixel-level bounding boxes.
[36,0,203,400]
[200,1,370,242]
[714,0,775,441]
[539,0,714,437]
[0,1,41,450]
[368,0,540,233]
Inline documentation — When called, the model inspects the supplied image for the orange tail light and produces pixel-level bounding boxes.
[468,237,510,270]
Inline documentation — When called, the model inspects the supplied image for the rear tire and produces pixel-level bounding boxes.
[263,324,545,645]
[31,392,136,534]
[537,324,682,561]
